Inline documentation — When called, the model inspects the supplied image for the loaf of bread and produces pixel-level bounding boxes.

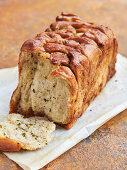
[10,12,118,129]
[0,114,55,151]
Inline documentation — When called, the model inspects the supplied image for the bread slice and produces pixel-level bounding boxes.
[0,114,55,151]
[9,12,118,129]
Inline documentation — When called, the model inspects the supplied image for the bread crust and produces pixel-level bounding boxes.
[9,12,118,129]
[0,137,21,151]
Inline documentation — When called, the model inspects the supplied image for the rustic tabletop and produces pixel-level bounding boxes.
[0,0,127,169]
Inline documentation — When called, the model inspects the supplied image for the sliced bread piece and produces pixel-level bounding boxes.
[0,113,55,151]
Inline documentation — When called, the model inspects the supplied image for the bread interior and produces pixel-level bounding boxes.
[15,52,71,124]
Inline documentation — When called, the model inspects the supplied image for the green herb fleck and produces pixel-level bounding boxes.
[31,133,38,140]
[22,133,26,137]
[0,125,2,128]
[29,124,33,126]
[33,89,35,93]
[25,124,29,127]
[31,133,36,137]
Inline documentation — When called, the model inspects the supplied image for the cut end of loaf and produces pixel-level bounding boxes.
[10,51,72,124]
[0,114,55,151]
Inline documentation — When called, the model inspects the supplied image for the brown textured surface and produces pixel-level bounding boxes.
[0,0,127,169]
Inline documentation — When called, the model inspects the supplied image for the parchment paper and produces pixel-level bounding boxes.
[0,54,127,170]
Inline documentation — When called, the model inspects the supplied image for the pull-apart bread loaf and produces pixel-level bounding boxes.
[10,13,118,129]
[0,114,55,151]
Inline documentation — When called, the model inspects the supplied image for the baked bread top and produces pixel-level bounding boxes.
[21,12,115,68]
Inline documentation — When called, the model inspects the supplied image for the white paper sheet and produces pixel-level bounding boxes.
[0,54,127,170]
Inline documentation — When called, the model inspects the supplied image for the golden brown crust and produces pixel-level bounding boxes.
[9,12,118,129]
[50,52,69,65]
[21,39,42,52]
[0,137,22,152]
[9,87,20,115]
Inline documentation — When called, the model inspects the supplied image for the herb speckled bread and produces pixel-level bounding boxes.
[0,114,55,151]
[9,13,118,129]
